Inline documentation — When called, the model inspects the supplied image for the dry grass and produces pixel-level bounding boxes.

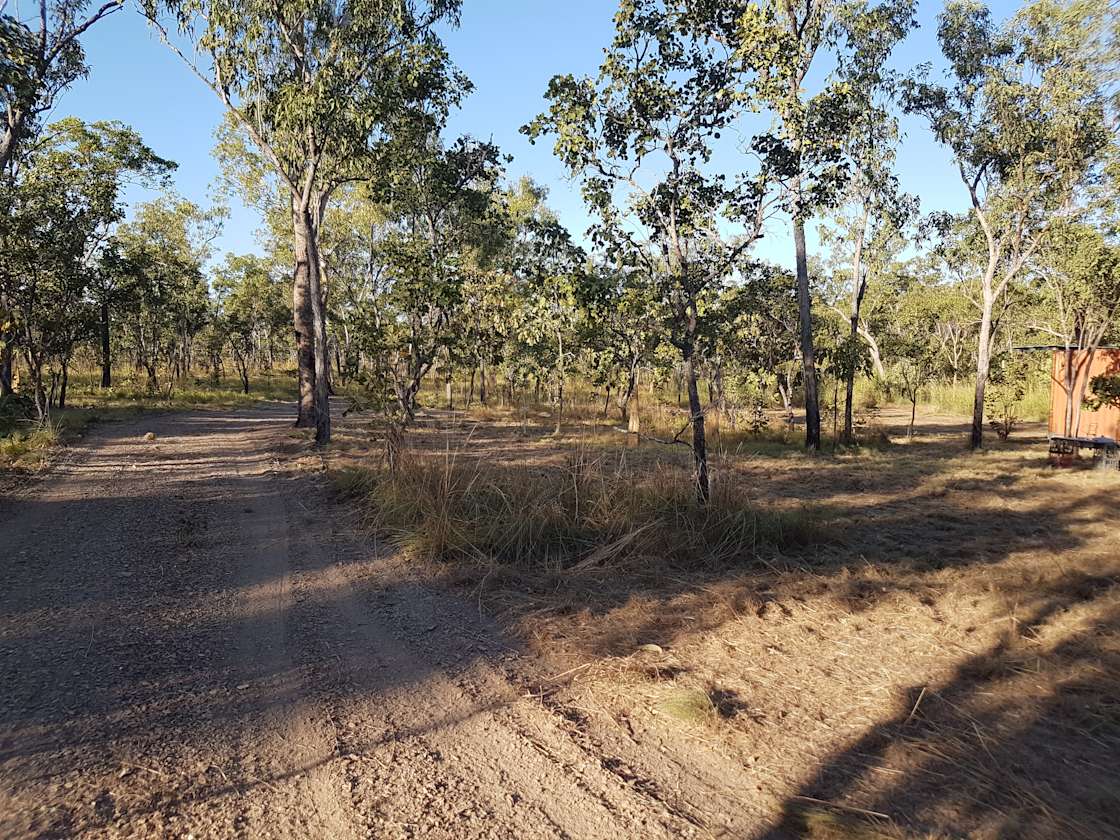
[327,396,1120,839]
[333,445,826,578]
[0,424,59,471]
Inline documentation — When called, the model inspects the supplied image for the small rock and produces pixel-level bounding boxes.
[143,432,157,442]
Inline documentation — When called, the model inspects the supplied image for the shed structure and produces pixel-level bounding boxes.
[1048,348,1120,441]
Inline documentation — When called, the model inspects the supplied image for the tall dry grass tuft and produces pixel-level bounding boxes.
[332,445,824,575]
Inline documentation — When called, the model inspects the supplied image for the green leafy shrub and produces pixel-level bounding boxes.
[985,353,1030,440]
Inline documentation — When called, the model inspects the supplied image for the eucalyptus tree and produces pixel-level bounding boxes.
[0,118,171,415]
[495,179,586,431]
[317,185,388,386]
[1,163,89,418]
[525,0,774,504]
[889,280,945,439]
[580,262,664,435]
[361,133,507,425]
[822,197,913,441]
[142,0,466,443]
[821,31,915,442]
[896,268,976,386]
[905,0,1110,448]
[727,262,801,418]
[212,253,290,392]
[733,0,916,450]
[0,0,125,170]
[510,215,585,434]
[111,197,215,392]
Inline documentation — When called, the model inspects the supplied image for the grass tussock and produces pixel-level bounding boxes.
[333,449,825,574]
[654,686,719,724]
[0,425,59,471]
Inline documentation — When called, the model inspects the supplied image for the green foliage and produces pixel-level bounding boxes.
[736,0,917,217]
[524,0,779,497]
[523,0,768,328]
[1031,220,1120,353]
[1086,374,1120,412]
[211,253,290,390]
[0,118,173,418]
[0,0,125,169]
[109,196,218,391]
[144,0,465,196]
[355,133,508,425]
[905,0,1112,447]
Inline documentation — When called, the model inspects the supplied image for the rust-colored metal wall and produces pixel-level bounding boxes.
[1049,349,1120,439]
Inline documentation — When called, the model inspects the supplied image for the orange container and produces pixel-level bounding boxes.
[1049,349,1120,440]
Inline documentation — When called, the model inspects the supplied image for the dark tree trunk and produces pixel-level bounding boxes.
[100,300,112,388]
[0,340,12,397]
[58,362,68,411]
[292,201,317,429]
[793,214,821,451]
[24,349,47,422]
[302,201,332,445]
[235,352,250,394]
[627,375,640,442]
[684,348,710,504]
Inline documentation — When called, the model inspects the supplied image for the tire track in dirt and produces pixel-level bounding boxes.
[0,403,705,839]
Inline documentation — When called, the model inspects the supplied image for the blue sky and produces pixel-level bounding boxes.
[59,0,1022,270]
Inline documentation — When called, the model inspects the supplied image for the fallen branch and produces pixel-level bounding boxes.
[612,411,706,449]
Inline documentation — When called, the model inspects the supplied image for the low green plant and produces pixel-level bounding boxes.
[985,354,1031,440]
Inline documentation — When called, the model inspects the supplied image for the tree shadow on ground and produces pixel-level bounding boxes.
[759,584,1120,840]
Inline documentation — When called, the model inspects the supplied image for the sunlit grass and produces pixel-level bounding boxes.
[62,371,297,411]
[924,380,1049,422]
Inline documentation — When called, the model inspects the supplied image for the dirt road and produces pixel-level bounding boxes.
[0,405,699,839]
